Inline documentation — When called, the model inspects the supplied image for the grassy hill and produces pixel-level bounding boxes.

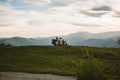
[0,46,120,80]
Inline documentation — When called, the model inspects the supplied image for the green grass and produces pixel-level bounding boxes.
[0,46,120,80]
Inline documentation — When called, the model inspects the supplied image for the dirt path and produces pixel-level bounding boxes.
[0,72,76,80]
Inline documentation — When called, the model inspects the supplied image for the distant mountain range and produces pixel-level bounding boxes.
[0,31,120,48]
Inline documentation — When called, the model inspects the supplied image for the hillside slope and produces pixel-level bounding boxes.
[0,46,120,80]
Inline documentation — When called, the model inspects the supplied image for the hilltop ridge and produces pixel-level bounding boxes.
[0,31,120,47]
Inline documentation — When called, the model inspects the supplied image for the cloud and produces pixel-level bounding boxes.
[50,0,74,6]
[0,23,13,27]
[92,6,112,11]
[79,5,113,17]
[69,22,101,27]
[24,0,75,7]
[113,12,120,17]
[24,0,51,6]
[80,10,108,17]
[0,0,120,37]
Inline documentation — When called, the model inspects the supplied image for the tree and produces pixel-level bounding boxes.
[0,43,5,46]
[117,39,120,45]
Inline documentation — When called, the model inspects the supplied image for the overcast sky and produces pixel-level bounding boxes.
[0,0,120,37]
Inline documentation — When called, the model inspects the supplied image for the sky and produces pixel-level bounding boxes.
[0,0,120,37]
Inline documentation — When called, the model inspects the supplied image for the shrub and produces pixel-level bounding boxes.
[76,48,108,80]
